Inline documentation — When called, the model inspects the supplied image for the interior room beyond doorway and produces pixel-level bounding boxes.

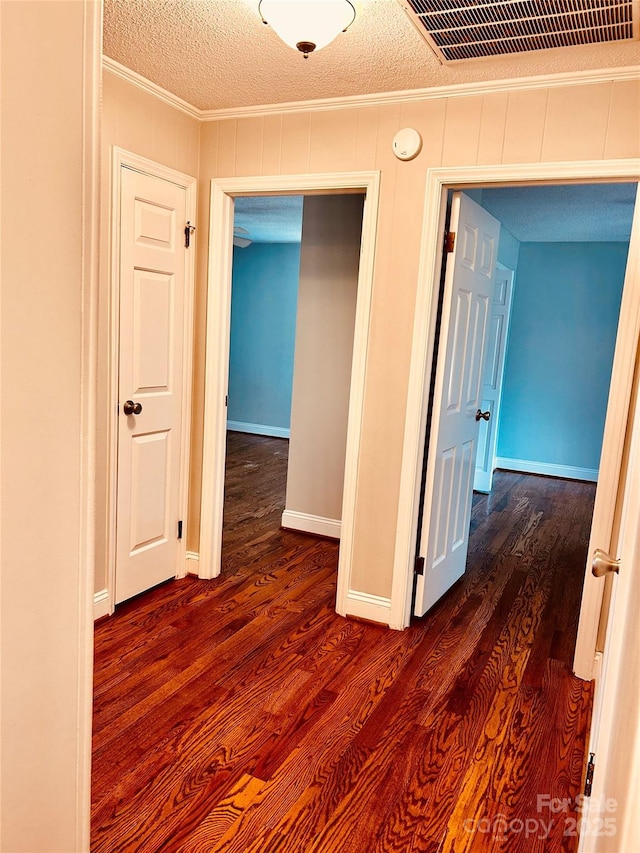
[466,182,635,492]
[222,192,365,572]
[413,181,634,621]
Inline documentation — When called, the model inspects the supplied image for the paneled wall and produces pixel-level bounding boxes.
[194,78,640,599]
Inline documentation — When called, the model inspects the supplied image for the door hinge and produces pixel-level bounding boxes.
[177,520,183,540]
[414,555,425,576]
[584,752,595,797]
[444,231,456,253]
[225,394,228,407]
[184,221,196,248]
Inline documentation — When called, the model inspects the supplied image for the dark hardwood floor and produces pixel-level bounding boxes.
[92,432,595,852]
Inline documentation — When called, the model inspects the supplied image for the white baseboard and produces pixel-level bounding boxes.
[281,509,341,539]
[227,420,290,439]
[94,554,201,621]
[94,588,111,621]
[495,457,598,482]
[186,551,200,575]
[342,589,392,625]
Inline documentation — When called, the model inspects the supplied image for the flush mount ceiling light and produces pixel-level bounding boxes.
[259,0,356,58]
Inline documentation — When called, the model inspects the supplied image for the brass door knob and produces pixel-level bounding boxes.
[592,549,620,577]
[475,409,490,422]
[123,400,143,416]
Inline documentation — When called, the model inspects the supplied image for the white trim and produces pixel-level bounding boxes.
[577,355,640,853]
[106,149,197,612]
[343,590,392,625]
[281,510,341,539]
[391,161,640,666]
[102,56,202,120]
[186,551,200,574]
[199,171,381,629]
[199,184,236,581]
[201,66,640,120]
[495,457,598,482]
[592,649,604,684]
[93,589,110,621]
[78,2,101,846]
[227,420,290,439]
[575,181,640,679]
[102,54,639,123]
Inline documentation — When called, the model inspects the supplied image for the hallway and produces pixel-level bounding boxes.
[92,433,594,851]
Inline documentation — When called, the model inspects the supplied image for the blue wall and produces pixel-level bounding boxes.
[228,242,301,432]
[497,225,520,270]
[497,242,628,472]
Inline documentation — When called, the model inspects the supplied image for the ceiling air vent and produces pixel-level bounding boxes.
[398,0,636,62]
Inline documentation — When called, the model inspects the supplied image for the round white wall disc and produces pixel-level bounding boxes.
[392,127,423,161]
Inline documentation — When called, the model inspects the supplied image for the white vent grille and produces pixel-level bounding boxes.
[399,0,636,61]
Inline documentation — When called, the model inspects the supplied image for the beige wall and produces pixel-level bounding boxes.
[98,69,640,600]
[193,78,640,598]
[0,12,637,847]
[1,2,98,848]
[94,71,200,594]
[285,194,364,527]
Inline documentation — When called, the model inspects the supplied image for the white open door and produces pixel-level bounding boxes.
[415,192,500,617]
[473,265,514,493]
[578,367,640,853]
[115,166,189,604]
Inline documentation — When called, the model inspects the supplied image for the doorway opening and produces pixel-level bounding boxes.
[199,172,381,622]
[412,183,634,656]
[222,192,365,571]
[392,162,640,689]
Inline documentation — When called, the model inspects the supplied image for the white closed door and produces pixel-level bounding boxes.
[415,192,500,617]
[116,166,188,604]
[473,266,514,493]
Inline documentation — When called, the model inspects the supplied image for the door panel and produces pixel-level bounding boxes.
[466,290,490,404]
[116,167,187,604]
[474,267,514,493]
[415,192,500,617]
[130,431,170,549]
[133,270,174,390]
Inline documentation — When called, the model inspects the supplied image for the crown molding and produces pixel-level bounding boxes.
[102,56,203,120]
[201,66,640,120]
[102,55,639,124]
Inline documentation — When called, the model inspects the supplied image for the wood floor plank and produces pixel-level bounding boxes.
[209,630,428,852]
[92,434,594,852]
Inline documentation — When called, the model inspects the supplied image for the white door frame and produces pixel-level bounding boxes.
[578,335,640,853]
[105,148,197,615]
[199,172,380,622]
[390,161,640,684]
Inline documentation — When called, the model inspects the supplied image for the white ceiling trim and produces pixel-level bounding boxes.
[200,65,640,119]
[103,57,202,120]
[103,55,639,123]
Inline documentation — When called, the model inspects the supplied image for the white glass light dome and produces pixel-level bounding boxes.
[259,0,356,57]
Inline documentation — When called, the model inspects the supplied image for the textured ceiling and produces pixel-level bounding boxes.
[481,183,637,243]
[102,0,640,111]
[232,184,637,244]
[234,195,304,243]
